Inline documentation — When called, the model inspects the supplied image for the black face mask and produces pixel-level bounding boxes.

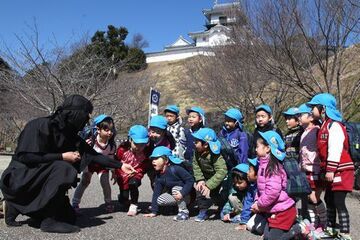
[53,95,93,133]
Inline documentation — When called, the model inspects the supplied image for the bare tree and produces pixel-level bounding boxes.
[244,0,360,119]
[0,26,153,145]
[183,5,292,124]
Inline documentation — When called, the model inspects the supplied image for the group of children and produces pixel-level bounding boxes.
[72,93,354,240]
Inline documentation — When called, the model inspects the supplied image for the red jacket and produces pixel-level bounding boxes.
[317,118,354,191]
[114,144,151,190]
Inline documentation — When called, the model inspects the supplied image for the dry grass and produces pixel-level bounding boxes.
[122,44,360,122]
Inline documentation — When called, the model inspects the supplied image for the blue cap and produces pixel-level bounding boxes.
[232,163,249,174]
[255,104,272,115]
[128,125,149,144]
[186,106,206,125]
[282,107,300,116]
[307,93,342,121]
[307,93,337,107]
[248,158,258,169]
[224,108,243,123]
[325,107,342,122]
[297,104,312,114]
[150,146,183,164]
[164,105,180,115]
[192,128,221,154]
[93,114,112,125]
[149,115,168,130]
[258,130,286,161]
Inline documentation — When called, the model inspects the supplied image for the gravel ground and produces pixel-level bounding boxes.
[0,155,359,240]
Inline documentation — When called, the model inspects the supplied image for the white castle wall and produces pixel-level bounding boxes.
[146,47,214,63]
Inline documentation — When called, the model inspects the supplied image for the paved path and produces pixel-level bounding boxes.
[0,155,359,240]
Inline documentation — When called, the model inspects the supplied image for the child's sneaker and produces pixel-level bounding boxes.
[127,204,138,216]
[299,219,316,239]
[337,233,352,240]
[194,209,208,222]
[173,211,189,222]
[322,226,339,238]
[105,203,114,213]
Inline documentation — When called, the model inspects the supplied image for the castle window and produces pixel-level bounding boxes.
[219,16,227,25]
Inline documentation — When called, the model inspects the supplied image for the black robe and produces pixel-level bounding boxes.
[0,95,121,216]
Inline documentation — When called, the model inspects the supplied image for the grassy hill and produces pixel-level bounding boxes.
[127,58,213,114]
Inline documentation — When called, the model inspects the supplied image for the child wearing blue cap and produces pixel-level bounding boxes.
[183,106,205,164]
[219,108,249,167]
[114,124,149,216]
[307,93,354,240]
[72,115,117,213]
[249,130,312,239]
[251,104,283,158]
[148,115,176,151]
[144,146,194,221]
[191,128,228,222]
[297,103,327,231]
[220,163,256,231]
[148,115,176,187]
[282,107,303,159]
[164,105,187,160]
[247,158,258,183]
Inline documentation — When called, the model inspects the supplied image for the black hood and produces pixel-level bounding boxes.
[51,95,93,135]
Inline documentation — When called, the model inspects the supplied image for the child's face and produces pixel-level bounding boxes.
[256,139,270,157]
[97,123,114,140]
[194,139,208,154]
[188,112,202,127]
[247,165,257,182]
[224,116,237,131]
[234,179,248,191]
[256,110,271,127]
[152,157,167,171]
[285,116,299,129]
[165,112,177,125]
[311,106,321,120]
[298,113,312,127]
[148,127,165,143]
[130,139,146,153]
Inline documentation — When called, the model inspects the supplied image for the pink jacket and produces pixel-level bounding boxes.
[256,155,295,213]
[299,126,320,174]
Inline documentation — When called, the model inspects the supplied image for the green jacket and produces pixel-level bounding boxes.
[192,152,228,190]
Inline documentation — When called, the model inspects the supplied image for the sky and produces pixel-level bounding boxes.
[0,0,225,54]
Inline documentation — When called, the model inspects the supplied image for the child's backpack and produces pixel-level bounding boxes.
[282,156,311,198]
[218,130,254,170]
[79,120,116,151]
[330,121,360,189]
[343,122,360,163]
[246,131,254,158]
[343,122,360,189]
[79,122,97,141]
[218,136,238,170]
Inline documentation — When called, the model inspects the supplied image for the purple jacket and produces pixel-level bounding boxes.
[255,155,295,213]
[219,127,248,164]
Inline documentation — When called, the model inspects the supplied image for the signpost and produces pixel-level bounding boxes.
[148,88,161,126]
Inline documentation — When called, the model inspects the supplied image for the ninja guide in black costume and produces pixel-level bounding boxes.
[0,95,136,233]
